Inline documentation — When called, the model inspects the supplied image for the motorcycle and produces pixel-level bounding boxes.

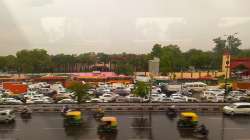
[20,109,32,118]
[193,125,209,138]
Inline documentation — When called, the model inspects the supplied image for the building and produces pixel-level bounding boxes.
[222,52,250,77]
[73,71,133,84]
[148,57,160,75]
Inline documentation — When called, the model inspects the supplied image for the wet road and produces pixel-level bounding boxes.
[0,112,250,140]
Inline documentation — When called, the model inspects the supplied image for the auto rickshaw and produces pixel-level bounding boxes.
[93,106,105,119]
[177,112,198,128]
[63,111,82,127]
[97,117,118,133]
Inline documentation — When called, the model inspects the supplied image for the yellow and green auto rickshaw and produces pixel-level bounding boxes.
[177,112,198,128]
[97,117,118,133]
[63,111,82,127]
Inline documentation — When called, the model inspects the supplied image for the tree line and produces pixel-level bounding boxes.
[0,36,249,75]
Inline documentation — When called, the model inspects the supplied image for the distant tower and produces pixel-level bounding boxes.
[222,51,231,78]
[148,57,160,76]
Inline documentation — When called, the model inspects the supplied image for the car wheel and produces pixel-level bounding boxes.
[5,119,9,123]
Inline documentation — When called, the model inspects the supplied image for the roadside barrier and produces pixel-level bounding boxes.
[0,103,230,113]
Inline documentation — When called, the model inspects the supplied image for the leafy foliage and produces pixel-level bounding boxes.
[0,35,248,74]
[68,82,90,103]
[133,81,150,99]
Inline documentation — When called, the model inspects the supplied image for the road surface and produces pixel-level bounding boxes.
[0,112,250,140]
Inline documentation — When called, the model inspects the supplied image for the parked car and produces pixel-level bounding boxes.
[114,87,130,96]
[0,109,15,123]
[85,98,103,103]
[3,98,23,104]
[223,102,250,115]
[183,82,207,92]
[99,93,116,102]
[184,97,199,102]
[126,94,143,102]
[58,99,77,104]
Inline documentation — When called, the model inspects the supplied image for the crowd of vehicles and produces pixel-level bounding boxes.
[0,82,250,105]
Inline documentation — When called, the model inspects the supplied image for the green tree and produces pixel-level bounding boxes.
[236,49,250,57]
[160,45,184,73]
[68,82,90,103]
[184,49,213,70]
[16,49,51,73]
[213,35,241,56]
[5,55,17,72]
[133,81,150,100]
[151,44,162,58]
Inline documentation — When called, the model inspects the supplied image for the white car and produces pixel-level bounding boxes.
[85,98,103,103]
[99,93,116,102]
[170,96,186,102]
[58,99,77,104]
[184,97,199,102]
[3,98,23,104]
[150,93,166,102]
[223,102,250,115]
[27,98,52,104]
[0,110,15,123]
[126,94,143,102]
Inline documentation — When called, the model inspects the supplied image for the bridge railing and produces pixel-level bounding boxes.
[0,103,230,113]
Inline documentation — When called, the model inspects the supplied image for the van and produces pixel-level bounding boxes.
[0,110,15,123]
[183,82,207,92]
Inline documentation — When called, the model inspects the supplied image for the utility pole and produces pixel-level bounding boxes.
[221,33,238,140]
[224,32,237,97]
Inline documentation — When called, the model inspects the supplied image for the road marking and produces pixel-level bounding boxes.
[224,127,245,130]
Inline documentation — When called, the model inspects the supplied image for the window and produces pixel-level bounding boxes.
[0,113,6,115]
[237,105,250,108]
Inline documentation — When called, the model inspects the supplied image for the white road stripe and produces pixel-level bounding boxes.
[224,127,245,130]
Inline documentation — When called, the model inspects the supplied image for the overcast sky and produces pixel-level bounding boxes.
[0,0,250,55]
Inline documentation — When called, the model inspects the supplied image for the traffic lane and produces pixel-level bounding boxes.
[0,112,250,140]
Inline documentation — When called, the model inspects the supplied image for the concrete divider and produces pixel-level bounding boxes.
[0,103,230,113]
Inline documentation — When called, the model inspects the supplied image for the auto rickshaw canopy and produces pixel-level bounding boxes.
[101,117,118,126]
[180,112,198,121]
[66,111,81,120]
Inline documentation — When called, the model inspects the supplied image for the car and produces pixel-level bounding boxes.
[99,93,116,102]
[223,102,250,115]
[0,109,15,123]
[3,98,23,104]
[159,97,172,102]
[85,98,103,103]
[183,82,207,92]
[58,99,77,104]
[27,98,52,104]
[170,96,186,102]
[125,94,143,102]
[150,93,166,102]
[184,97,199,102]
